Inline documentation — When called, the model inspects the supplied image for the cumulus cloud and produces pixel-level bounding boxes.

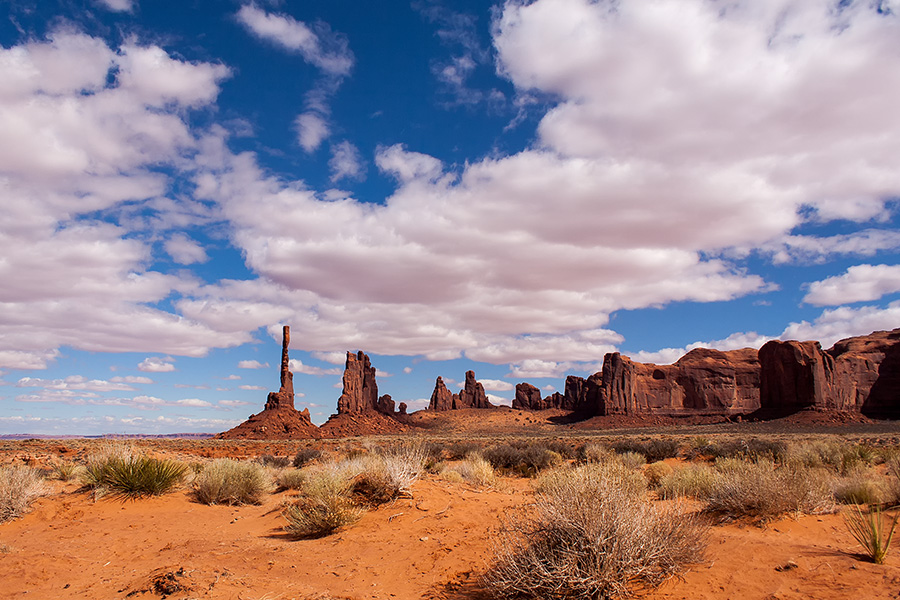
[329,141,365,182]
[295,112,330,153]
[110,375,153,384]
[164,233,208,265]
[238,384,265,390]
[238,360,269,369]
[95,0,134,12]
[804,264,900,306]
[16,375,137,392]
[781,301,900,348]
[138,356,176,372]
[479,379,514,392]
[288,359,341,376]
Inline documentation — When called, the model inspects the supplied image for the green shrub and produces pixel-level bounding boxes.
[659,464,718,500]
[485,462,706,599]
[194,459,271,505]
[100,456,187,498]
[0,465,47,522]
[292,448,321,468]
[844,504,898,564]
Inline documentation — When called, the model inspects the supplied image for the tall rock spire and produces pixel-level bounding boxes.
[264,325,295,410]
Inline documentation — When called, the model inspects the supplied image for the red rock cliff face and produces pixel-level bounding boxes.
[428,376,454,411]
[337,351,379,414]
[828,329,900,418]
[758,340,835,413]
[597,348,760,416]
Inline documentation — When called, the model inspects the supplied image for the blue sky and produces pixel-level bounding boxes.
[2,0,900,435]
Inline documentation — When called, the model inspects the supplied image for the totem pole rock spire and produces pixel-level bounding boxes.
[264,325,295,410]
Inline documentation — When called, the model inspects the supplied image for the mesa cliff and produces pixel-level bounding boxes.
[512,328,900,420]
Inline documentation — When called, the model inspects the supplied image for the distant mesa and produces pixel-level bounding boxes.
[428,370,494,411]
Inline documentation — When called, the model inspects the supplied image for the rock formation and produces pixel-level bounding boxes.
[428,376,455,410]
[457,370,492,409]
[428,371,493,410]
[758,341,834,414]
[217,326,318,439]
[513,382,543,410]
[337,351,379,414]
[376,394,395,415]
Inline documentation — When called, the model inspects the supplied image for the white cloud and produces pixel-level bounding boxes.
[329,141,365,182]
[238,385,266,390]
[109,375,153,384]
[219,399,252,407]
[632,331,774,365]
[403,367,413,374]
[138,356,175,372]
[781,301,900,349]
[175,398,212,407]
[311,351,349,365]
[238,360,269,369]
[16,375,137,392]
[479,379,514,392]
[288,359,341,376]
[486,393,511,407]
[804,264,900,306]
[164,233,208,265]
[295,112,330,153]
[224,374,241,380]
[0,350,59,370]
[95,0,134,12]
[235,4,353,76]
[506,360,578,379]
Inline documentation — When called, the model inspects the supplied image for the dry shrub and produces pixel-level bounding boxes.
[643,461,674,488]
[619,451,647,470]
[886,455,900,504]
[705,460,834,522]
[443,454,497,487]
[785,441,876,474]
[535,461,646,498]
[708,438,787,463]
[833,469,885,505]
[0,465,47,523]
[484,444,562,476]
[613,438,680,462]
[658,464,718,499]
[49,460,79,481]
[283,494,363,539]
[277,468,307,490]
[194,459,271,505]
[485,463,706,599]
[83,441,135,491]
[256,455,291,468]
[292,447,321,468]
[446,441,483,460]
[580,443,614,464]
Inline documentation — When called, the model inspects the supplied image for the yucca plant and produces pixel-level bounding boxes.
[844,505,898,564]
[103,456,187,498]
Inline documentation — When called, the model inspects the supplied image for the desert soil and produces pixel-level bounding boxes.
[3,427,900,600]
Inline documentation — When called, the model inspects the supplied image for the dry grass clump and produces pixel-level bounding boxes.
[612,438,680,462]
[844,505,898,564]
[441,454,498,487]
[833,469,885,505]
[659,464,718,500]
[643,461,674,488]
[706,438,787,462]
[194,459,271,505]
[785,441,876,474]
[48,460,79,481]
[485,463,706,599]
[619,451,646,470]
[535,461,647,498]
[0,465,48,523]
[483,443,562,476]
[705,460,834,522]
[579,442,614,464]
[283,461,362,538]
[255,454,291,468]
[277,468,307,490]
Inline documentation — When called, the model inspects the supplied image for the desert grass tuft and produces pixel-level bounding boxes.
[292,447,321,468]
[833,470,884,505]
[484,462,706,599]
[844,505,898,564]
[277,469,307,490]
[643,461,674,488]
[0,465,47,523]
[100,456,187,498]
[194,459,271,505]
[49,460,79,481]
[283,494,363,539]
[659,463,718,499]
[442,453,498,487]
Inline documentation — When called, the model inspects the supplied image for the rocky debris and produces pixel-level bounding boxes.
[337,351,379,414]
[456,370,493,409]
[217,325,318,440]
[428,376,455,411]
[376,394,396,415]
[264,325,294,411]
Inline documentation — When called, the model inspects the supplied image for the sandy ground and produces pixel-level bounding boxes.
[2,471,900,600]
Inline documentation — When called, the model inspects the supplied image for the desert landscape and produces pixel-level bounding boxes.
[4,325,900,599]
